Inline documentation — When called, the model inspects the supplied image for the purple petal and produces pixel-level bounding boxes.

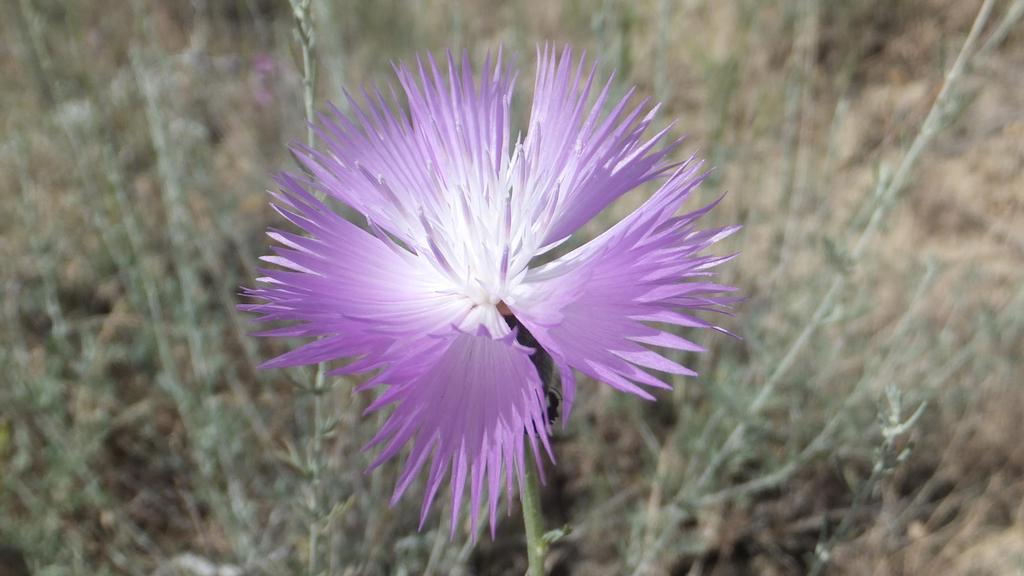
[509,162,739,399]
[242,174,471,368]
[520,44,681,248]
[363,330,548,540]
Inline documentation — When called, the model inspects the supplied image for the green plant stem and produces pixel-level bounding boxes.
[286,1,326,574]
[521,448,547,576]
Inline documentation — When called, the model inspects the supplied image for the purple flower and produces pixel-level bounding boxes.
[250,53,278,107]
[243,46,739,537]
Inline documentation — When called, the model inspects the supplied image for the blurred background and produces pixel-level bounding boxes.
[1,0,1022,574]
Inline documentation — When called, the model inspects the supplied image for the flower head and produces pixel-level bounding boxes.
[243,45,739,537]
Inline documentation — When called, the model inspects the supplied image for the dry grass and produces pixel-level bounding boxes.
[1,0,1022,574]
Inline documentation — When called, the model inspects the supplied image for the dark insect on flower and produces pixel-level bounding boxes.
[503,312,560,425]
[242,45,740,538]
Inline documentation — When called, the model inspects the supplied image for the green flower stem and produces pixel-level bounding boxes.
[521,445,547,576]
